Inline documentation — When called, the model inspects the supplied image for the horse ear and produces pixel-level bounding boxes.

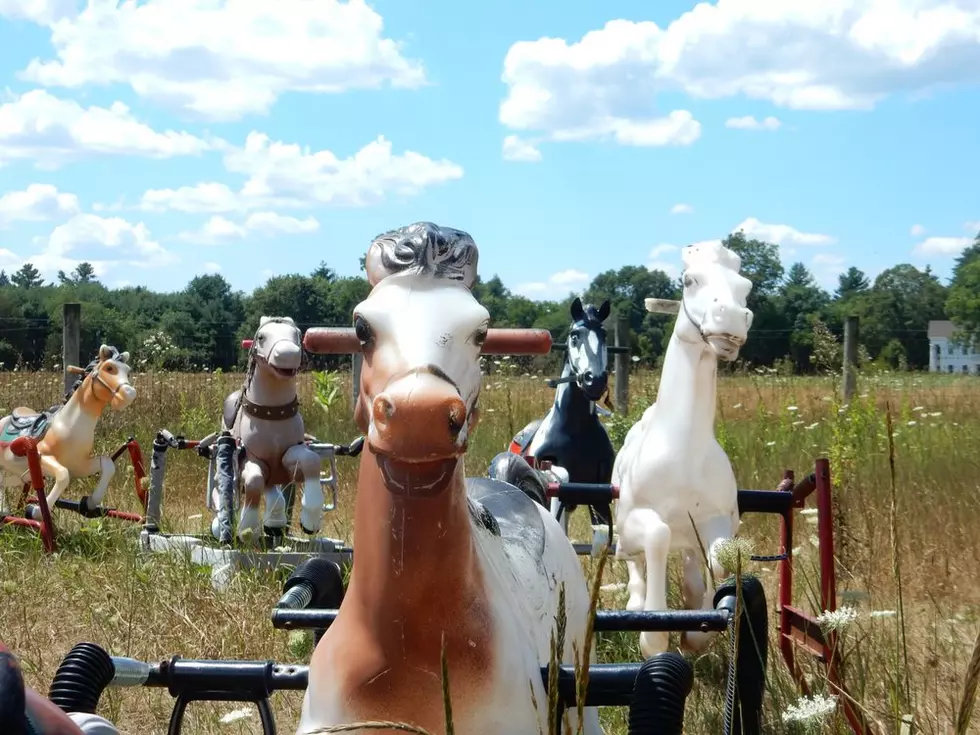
[570,297,585,322]
[119,351,130,363]
[98,344,112,361]
[597,300,611,322]
[281,317,296,326]
[259,316,272,326]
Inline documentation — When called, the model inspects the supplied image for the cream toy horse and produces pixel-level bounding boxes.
[612,241,754,658]
[216,316,324,543]
[298,222,600,735]
[0,345,137,519]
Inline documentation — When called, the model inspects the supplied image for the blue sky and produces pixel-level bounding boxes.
[0,0,977,301]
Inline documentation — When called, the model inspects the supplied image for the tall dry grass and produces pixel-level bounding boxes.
[1,365,979,733]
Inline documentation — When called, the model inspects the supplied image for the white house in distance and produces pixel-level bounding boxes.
[928,320,980,374]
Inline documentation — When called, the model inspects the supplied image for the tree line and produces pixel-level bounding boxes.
[0,228,978,374]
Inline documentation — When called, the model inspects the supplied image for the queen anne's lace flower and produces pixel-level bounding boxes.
[816,606,858,633]
[781,693,838,730]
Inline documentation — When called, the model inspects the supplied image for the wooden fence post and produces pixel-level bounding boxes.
[62,302,81,395]
[614,313,630,414]
[842,315,858,401]
[350,352,363,410]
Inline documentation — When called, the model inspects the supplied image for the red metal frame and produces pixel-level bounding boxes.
[778,458,869,734]
[0,437,55,552]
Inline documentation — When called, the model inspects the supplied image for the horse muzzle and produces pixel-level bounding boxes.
[111,384,137,410]
[367,371,471,464]
[581,372,609,401]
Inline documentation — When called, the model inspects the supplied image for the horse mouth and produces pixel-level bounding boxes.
[375,453,459,497]
[706,334,743,360]
[270,365,299,378]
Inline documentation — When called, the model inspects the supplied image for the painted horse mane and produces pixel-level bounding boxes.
[364,221,479,288]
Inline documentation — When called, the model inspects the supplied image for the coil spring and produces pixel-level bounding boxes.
[47,643,114,715]
[628,651,693,734]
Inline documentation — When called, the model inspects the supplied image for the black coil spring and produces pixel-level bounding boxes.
[47,642,114,715]
[628,651,693,734]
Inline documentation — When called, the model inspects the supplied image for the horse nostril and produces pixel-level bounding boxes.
[373,395,395,428]
[447,399,466,438]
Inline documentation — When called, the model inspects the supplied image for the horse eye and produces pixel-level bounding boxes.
[473,327,488,346]
[354,315,374,346]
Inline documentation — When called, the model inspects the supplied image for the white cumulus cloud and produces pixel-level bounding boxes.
[145,133,463,212]
[516,269,591,300]
[725,115,781,131]
[0,184,79,225]
[0,89,211,169]
[734,217,836,247]
[178,211,320,245]
[9,0,426,121]
[10,213,176,280]
[500,3,980,148]
[910,223,926,236]
[913,236,973,256]
[670,203,693,214]
[502,135,542,162]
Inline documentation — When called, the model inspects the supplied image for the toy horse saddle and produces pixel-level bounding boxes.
[2,406,61,443]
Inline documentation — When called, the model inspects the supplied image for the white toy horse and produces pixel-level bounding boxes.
[612,240,754,657]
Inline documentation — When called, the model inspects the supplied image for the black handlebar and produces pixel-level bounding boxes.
[45,644,693,735]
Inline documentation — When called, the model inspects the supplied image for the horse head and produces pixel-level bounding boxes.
[354,221,485,495]
[251,316,303,380]
[567,297,610,401]
[76,344,136,412]
[668,241,754,362]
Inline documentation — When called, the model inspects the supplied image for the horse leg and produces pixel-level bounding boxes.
[625,558,646,611]
[238,459,265,541]
[619,507,671,657]
[681,512,739,653]
[25,456,69,521]
[82,455,115,511]
[262,485,288,535]
[282,444,323,535]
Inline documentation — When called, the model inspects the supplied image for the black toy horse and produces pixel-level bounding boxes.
[506,297,616,528]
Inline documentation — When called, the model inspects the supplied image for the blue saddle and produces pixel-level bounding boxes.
[1,406,61,444]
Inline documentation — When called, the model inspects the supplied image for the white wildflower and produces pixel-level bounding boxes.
[929,411,942,417]
[907,420,917,426]
[870,610,897,618]
[765,441,776,447]
[732,402,743,409]
[715,536,755,572]
[912,406,924,412]
[793,420,804,426]
[787,405,798,412]
[219,707,253,724]
[816,606,858,633]
[805,422,820,430]
[782,693,838,729]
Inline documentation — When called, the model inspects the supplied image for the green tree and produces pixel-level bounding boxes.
[779,263,830,370]
[835,266,870,300]
[11,263,44,289]
[944,232,980,347]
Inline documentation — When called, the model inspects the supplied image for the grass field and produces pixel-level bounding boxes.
[2,366,980,734]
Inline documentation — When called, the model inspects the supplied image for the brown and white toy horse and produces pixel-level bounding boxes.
[297,223,601,734]
[0,345,136,519]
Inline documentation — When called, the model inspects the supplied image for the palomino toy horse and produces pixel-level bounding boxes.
[215,316,323,543]
[612,240,754,658]
[509,297,617,530]
[0,345,136,520]
[298,222,600,735]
